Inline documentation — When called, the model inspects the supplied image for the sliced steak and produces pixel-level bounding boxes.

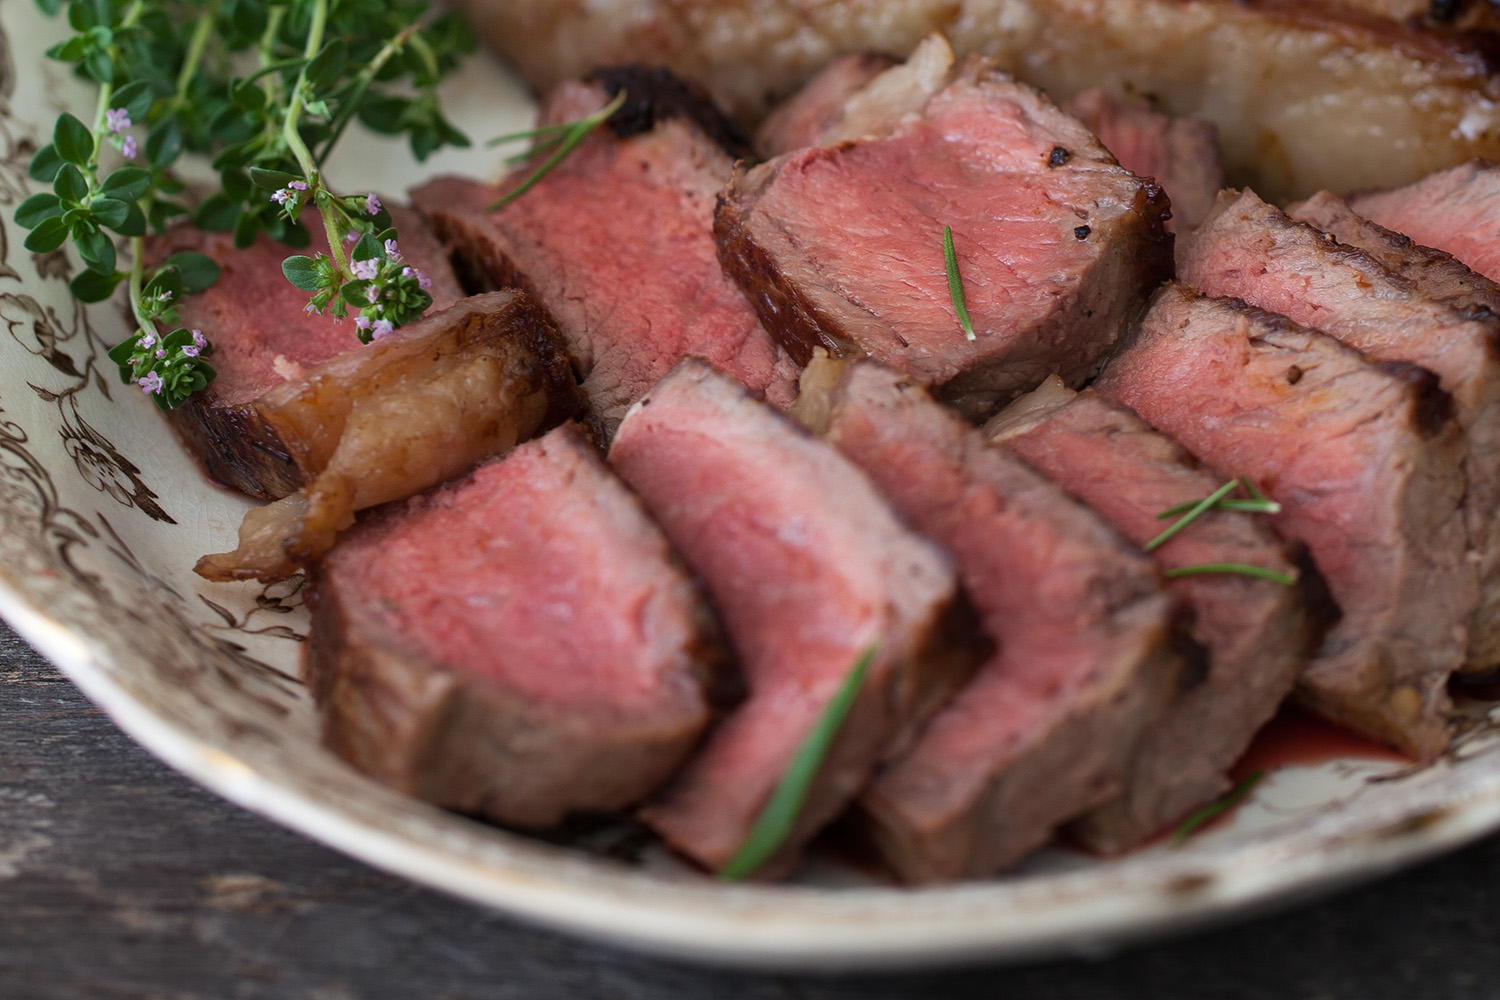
[1062,88,1223,234]
[716,54,1173,422]
[755,51,898,157]
[988,378,1317,851]
[1350,161,1500,284]
[1179,188,1500,671]
[305,424,722,828]
[151,207,464,499]
[1096,284,1472,759]
[800,358,1183,880]
[609,359,983,876]
[412,71,799,439]
[195,291,580,583]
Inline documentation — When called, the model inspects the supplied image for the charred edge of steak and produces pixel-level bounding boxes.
[1374,360,1457,438]
[714,182,861,367]
[166,393,305,500]
[489,290,586,433]
[1292,543,1343,659]
[1169,603,1212,696]
[587,66,755,161]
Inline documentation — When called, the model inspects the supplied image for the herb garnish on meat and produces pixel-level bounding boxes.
[1149,478,1294,585]
[720,644,877,881]
[17,0,473,407]
[942,225,977,342]
[485,89,628,210]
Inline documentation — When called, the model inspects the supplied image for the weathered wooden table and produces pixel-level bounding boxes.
[3,619,1499,1000]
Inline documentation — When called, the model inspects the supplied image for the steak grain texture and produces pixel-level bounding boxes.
[412,72,798,439]
[150,208,463,499]
[989,378,1316,851]
[1350,161,1500,285]
[806,360,1183,880]
[304,424,720,828]
[1179,188,1500,671]
[1096,285,1472,759]
[716,56,1172,421]
[452,0,1500,201]
[1062,88,1223,235]
[609,360,981,876]
[195,291,579,583]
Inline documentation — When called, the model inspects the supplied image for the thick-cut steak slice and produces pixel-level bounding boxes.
[1350,161,1500,284]
[195,291,580,583]
[801,359,1182,880]
[305,423,722,828]
[755,51,897,157]
[716,54,1173,421]
[1289,190,1500,317]
[412,70,799,439]
[151,207,463,499]
[609,360,982,876]
[988,378,1318,851]
[1062,88,1223,234]
[1096,284,1472,759]
[1179,188,1500,671]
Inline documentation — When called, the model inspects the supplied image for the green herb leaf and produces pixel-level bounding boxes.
[23,216,69,254]
[69,267,125,303]
[91,197,132,230]
[145,117,182,169]
[1172,770,1265,845]
[112,79,156,121]
[281,254,323,292]
[1163,563,1298,586]
[720,643,877,881]
[163,252,221,294]
[247,166,300,191]
[14,193,63,228]
[486,89,627,210]
[27,144,64,183]
[1145,479,1238,553]
[72,220,116,273]
[100,166,151,202]
[52,162,89,203]
[52,112,93,166]
[943,225,976,342]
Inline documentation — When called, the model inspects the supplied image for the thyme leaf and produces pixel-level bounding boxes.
[942,225,976,342]
[720,643,877,882]
[1171,770,1265,845]
[486,89,628,211]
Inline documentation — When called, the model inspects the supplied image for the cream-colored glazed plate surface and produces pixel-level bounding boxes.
[3,0,1500,971]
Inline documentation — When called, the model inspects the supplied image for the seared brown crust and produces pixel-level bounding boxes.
[588,65,755,159]
[166,396,303,500]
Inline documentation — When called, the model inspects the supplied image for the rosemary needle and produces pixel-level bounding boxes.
[1172,770,1265,845]
[1164,563,1298,586]
[486,89,628,210]
[1145,479,1238,552]
[943,225,977,342]
[720,644,878,882]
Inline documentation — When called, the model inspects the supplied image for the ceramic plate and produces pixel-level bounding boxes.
[4,0,1500,972]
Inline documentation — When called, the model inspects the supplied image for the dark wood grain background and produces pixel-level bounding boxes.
[3,619,1499,1000]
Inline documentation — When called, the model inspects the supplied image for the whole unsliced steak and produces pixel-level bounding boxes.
[412,69,799,439]
[1096,284,1472,759]
[802,359,1183,880]
[1062,88,1223,234]
[195,291,580,583]
[1350,161,1500,284]
[989,378,1319,851]
[609,360,983,876]
[304,424,722,828]
[716,53,1173,421]
[1179,188,1500,672]
[150,207,464,499]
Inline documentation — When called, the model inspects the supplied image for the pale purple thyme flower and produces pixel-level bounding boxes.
[181,344,200,358]
[191,329,206,350]
[345,231,360,245]
[155,349,166,358]
[365,285,379,304]
[384,239,401,262]
[271,188,291,205]
[351,258,379,281]
[354,315,371,333]
[417,270,431,291]
[304,301,322,315]
[121,135,137,160]
[138,330,157,350]
[364,193,381,216]
[289,180,308,191]
[371,318,394,339]
[138,371,163,395]
[105,108,131,133]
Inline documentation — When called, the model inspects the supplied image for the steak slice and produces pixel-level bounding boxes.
[754,51,898,157]
[151,207,464,499]
[609,360,983,876]
[800,359,1183,880]
[411,70,799,439]
[1179,188,1500,672]
[1096,284,1473,759]
[1062,88,1223,234]
[195,291,580,583]
[305,423,722,829]
[1350,161,1500,284]
[988,377,1318,851]
[715,54,1173,422]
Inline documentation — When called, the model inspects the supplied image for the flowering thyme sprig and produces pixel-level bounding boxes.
[15,0,474,408]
